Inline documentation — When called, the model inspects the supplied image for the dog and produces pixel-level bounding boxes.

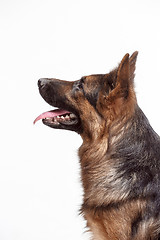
[34,52,160,240]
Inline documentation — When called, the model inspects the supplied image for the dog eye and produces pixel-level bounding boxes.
[75,80,84,91]
[78,81,83,89]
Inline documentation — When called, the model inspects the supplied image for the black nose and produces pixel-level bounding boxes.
[38,78,50,88]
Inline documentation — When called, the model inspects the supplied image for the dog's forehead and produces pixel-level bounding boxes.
[84,74,104,82]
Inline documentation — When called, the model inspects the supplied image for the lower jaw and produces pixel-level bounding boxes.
[42,118,82,132]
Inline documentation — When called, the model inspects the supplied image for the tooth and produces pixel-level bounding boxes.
[57,116,60,119]
[61,116,64,119]
[70,113,76,119]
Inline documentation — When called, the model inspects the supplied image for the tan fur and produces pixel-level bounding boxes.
[83,199,146,240]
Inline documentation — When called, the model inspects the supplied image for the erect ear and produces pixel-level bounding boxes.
[116,53,130,90]
[97,51,138,115]
[102,52,138,97]
[116,51,138,86]
[97,52,138,121]
[129,51,138,83]
[113,51,138,98]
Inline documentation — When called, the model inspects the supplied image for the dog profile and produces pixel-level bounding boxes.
[34,52,160,240]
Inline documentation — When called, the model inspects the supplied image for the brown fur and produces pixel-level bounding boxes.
[83,199,146,240]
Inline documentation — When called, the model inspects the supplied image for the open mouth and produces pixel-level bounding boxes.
[34,108,81,131]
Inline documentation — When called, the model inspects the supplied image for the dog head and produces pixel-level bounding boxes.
[34,52,138,140]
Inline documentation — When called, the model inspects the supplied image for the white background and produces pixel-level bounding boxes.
[0,0,160,239]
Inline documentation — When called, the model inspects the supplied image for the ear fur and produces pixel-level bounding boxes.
[129,51,138,83]
[117,51,138,87]
[97,52,138,121]
[116,53,130,91]
[109,51,138,98]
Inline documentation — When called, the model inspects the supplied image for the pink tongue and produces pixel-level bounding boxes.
[33,109,71,124]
